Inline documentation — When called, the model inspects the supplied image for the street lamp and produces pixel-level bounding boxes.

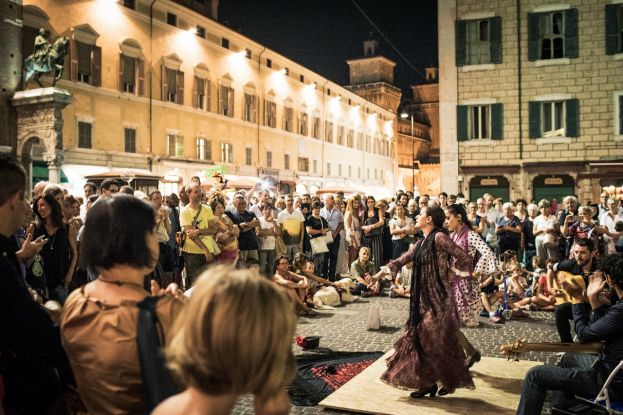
[400,101,416,193]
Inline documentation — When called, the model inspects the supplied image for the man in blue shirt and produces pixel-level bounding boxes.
[517,254,623,415]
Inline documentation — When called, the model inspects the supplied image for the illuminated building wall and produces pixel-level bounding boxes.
[22,0,396,196]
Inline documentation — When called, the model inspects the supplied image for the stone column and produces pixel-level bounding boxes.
[12,87,73,186]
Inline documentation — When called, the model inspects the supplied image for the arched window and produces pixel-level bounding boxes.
[162,54,184,104]
[119,39,144,95]
[193,63,210,110]
[70,24,101,86]
[218,74,234,117]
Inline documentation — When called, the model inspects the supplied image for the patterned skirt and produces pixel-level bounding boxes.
[381,316,474,391]
[451,276,481,327]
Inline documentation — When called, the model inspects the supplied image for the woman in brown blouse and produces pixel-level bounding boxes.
[60,195,184,415]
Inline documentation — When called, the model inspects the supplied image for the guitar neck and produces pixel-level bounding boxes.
[520,342,603,354]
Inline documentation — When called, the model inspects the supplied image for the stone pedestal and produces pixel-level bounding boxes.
[11,87,73,186]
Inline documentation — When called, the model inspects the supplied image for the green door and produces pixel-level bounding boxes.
[532,175,575,204]
[469,176,510,202]
[533,186,575,204]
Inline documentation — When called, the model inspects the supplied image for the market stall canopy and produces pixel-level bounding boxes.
[227,176,261,190]
[84,169,163,193]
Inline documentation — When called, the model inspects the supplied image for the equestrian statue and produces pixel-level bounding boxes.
[23,28,69,89]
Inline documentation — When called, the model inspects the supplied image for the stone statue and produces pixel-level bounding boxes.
[23,28,69,89]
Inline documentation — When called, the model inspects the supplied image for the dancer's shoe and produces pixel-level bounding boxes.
[438,387,455,396]
[410,385,438,399]
[467,350,481,368]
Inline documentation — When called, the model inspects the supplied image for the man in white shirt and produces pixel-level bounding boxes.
[599,198,623,254]
[320,194,344,281]
[250,189,270,219]
[277,194,305,261]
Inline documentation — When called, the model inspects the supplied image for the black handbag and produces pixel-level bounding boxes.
[136,296,178,414]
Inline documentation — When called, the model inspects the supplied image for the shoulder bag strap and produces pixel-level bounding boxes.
[191,204,203,228]
[136,296,178,414]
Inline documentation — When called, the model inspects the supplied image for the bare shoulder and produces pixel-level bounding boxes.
[152,393,187,415]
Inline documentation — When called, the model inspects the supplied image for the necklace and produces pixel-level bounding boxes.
[48,233,57,251]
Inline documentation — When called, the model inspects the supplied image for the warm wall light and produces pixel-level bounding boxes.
[188,26,197,35]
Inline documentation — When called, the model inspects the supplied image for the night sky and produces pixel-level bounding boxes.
[219,0,438,96]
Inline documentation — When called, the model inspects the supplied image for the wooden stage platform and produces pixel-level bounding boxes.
[320,351,541,415]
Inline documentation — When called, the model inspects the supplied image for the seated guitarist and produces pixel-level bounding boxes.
[548,238,600,342]
[517,254,623,415]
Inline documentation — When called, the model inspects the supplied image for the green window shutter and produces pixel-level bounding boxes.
[491,103,504,140]
[566,99,579,137]
[490,16,502,64]
[529,101,541,138]
[619,95,623,135]
[605,4,620,55]
[564,8,579,58]
[456,20,467,66]
[457,105,468,141]
[528,13,541,61]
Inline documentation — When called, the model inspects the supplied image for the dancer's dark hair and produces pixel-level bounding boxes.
[445,204,472,229]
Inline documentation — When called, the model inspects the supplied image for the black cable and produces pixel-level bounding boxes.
[349,0,425,79]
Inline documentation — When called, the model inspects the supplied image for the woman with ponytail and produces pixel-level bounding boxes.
[444,204,499,366]
[373,206,474,399]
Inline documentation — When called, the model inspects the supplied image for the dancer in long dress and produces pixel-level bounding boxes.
[444,204,499,367]
[373,207,475,398]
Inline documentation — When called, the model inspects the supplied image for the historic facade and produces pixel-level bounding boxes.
[20,0,396,196]
[345,36,437,194]
[439,0,623,202]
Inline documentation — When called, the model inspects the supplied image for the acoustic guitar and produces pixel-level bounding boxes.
[500,338,603,361]
[550,270,587,305]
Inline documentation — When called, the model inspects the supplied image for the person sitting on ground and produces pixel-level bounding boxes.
[301,260,342,307]
[528,258,557,311]
[389,261,412,298]
[478,271,505,323]
[272,255,316,316]
[292,251,309,275]
[349,246,381,296]
[60,194,185,415]
[516,254,623,415]
[154,267,295,415]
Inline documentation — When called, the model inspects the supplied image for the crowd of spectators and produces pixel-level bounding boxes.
[2,154,622,414]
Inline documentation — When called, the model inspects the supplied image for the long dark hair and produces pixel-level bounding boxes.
[409,206,448,352]
[445,203,472,229]
[33,194,64,229]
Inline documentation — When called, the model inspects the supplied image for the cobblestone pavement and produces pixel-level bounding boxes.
[233,295,562,414]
